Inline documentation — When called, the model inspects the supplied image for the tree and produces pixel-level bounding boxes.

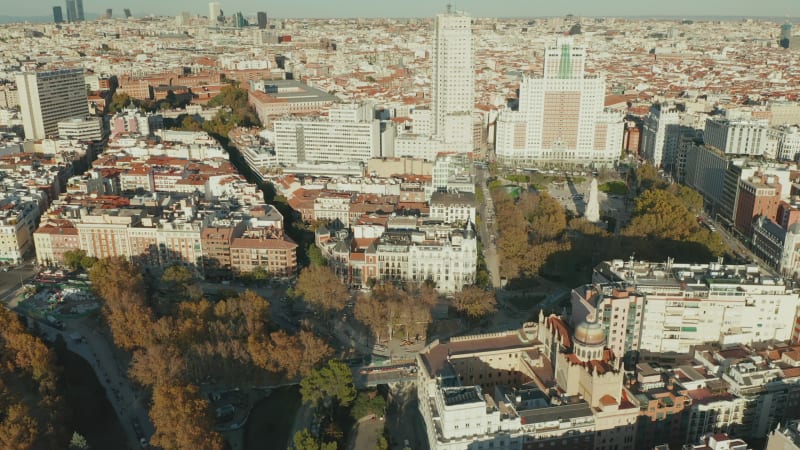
[89,257,154,350]
[68,432,90,450]
[292,429,337,450]
[62,249,86,270]
[149,384,225,450]
[294,265,349,314]
[161,265,193,286]
[299,360,356,408]
[307,244,326,267]
[624,189,697,241]
[452,286,497,320]
[524,192,567,243]
[179,115,203,131]
[129,344,187,387]
[669,184,704,215]
[249,329,332,379]
[0,308,68,449]
[635,164,661,192]
[350,391,386,420]
[108,92,132,113]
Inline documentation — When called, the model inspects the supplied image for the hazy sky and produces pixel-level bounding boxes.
[10,0,800,19]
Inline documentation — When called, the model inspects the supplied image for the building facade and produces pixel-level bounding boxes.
[495,38,622,168]
[17,69,89,140]
[432,7,474,152]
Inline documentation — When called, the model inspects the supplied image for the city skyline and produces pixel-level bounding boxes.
[3,0,800,20]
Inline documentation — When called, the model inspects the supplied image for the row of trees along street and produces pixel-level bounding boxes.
[491,164,725,288]
[88,258,334,450]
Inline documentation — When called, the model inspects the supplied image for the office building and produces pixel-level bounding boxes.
[781,22,792,49]
[53,6,63,23]
[123,8,131,18]
[16,69,89,140]
[257,11,267,29]
[75,0,84,21]
[431,6,474,152]
[393,8,475,160]
[104,9,112,19]
[772,125,800,161]
[208,2,221,25]
[65,0,77,22]
[233,11,246,28]
[273,104,381,165]
[683,144,728,212]
[704,118,768,156]
[495,37,623,168]
[640,104,683,169]
[248,80,337,122]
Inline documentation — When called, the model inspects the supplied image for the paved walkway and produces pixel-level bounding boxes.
[59,317,153,449]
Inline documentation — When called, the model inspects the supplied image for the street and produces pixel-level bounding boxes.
[476,167,501,288]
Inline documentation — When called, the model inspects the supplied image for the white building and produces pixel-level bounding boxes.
[0,199,40,263]
[274,104,381,165]
[772,125,800,161]
[429,192,476,225]
[57,117,102,141]
[704,118,768,156]
[17,69,89,140]
[208,2,221,24]
[432,7,474,152]
[588,260,800,355]
[431,153,475,197]
[641,104,681,169]
[495,38,622,168]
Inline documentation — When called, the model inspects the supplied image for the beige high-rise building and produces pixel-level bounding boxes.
[495,38,622,168]
[16,69,88,140]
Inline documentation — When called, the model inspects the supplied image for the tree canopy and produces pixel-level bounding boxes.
[452,286,497,320]
[294,265,350,314]
[299,360,356,409]
[0,308,68,449]
[149,384,225,450]
[354,283,431,342]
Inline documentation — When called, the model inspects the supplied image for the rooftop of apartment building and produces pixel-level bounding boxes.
[250,79,338,104]
[593,259,787,289]
[430,191,476,206]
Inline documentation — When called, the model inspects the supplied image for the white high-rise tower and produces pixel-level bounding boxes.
[209,2,221,25]
[432,6,474,152]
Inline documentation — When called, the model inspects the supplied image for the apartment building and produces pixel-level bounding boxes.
[0,199,40,263]
[583,260,800,355]
[57,117,103,141]
[33,221,80,266]
[429,192,476,225]
[230,234,297,276]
